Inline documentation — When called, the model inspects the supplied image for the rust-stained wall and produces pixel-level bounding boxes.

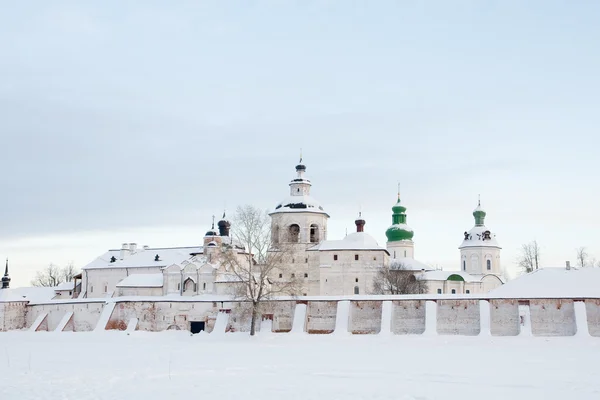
[437,300,481,336]
[0,302,27,331]
[391,300,426,335]
[529,299,576,336]
[350,301,382,334]
[306,301,337,334]
[585,299,600,337]
[490,299,520,336]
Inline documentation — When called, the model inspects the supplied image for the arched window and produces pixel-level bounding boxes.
[184,278,195,293]
[451,289,456,294]
[273,226,280,244]
[404,250,407,257]
[463,260,466,271]
[203,282,206,290]
[487,259,492,270]
[354,286,360,295]
[288,224,300,243]
[310,224,319,243]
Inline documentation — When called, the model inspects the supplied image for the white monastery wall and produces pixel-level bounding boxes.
[391,300,426,334]
[26,302,104,331]
[529,299,576,336]
[350,300,382,334]
[436,300,481,335]
[585,299,600,337]
[489,299,520,336]
[306,301,337,334]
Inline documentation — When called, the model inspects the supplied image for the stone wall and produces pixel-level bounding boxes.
[490,299,520,336]
[391,300,426,335]
[350,301,382,334]
[585,299,600,337]
[529,299,576,336]
[306,301,337,334]
[0,302,28,331]
[27,302,105,331]
[437,300,481,336]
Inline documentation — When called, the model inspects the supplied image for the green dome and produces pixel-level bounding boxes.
[473,202,486,226]
[385,197,414,242]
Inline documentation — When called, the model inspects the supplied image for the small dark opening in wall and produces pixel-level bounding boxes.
[190,321,205,334]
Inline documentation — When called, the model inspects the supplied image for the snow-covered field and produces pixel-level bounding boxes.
[0,331,598,400]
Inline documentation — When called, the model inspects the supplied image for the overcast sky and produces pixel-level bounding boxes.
[1,1,599,286]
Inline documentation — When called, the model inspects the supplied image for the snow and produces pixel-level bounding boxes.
[54,282,75,291]
[391,257,433,271]
[310,232,385,252]
[479,300,491,336]
[380,301,392,335]
[424,300,437,336]
[270,194,328,215]
[333,300,350,335]
[489,268,600,298]
[54,312,73,332]
[0,286,56,303]
[574,301,589,337]
[519,305,532,337]
[126,318,138,332]
[29,313,47,332]
[290,304,307,333]
[83,246,203,270]
[94,303,116,332]
[2,332,598,400]
[459,225,501,249]
[386,223,413,232]
[116,274,164,288]
[260,319,273,334]
[212,312,228,334]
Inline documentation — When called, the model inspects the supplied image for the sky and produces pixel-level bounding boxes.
[1,1,599,286]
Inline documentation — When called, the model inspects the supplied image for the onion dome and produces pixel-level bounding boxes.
[355,212,366,232]
[385,196,414,242]
[473,200,486,226]
[218,211,231,236]
[204,215,219,236]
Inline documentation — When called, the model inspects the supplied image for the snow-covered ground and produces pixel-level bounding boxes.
[0,332,598,400]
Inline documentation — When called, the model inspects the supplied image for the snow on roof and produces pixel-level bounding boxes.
[270,194,329,215]
[309,232,388,253]
[82,246,202,270]
[459,225,501,249]
[0,286,57,303]
[418,270,482,283]
[116,274,164,288]
[391,257,434,271]
[54,281,75,291]
[488,267,600,298]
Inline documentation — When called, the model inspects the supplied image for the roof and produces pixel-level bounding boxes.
[116,274,164,288]
[459,225,501,249]
[0,286,57,303]
[54,281,75,291]
[488,267,600,298]
[82,246,203,270]
[309,232,388,253]
[418,270,481,283]
[270,194,329,216]
[391,257,434,271]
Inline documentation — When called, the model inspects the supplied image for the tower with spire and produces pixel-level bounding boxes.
[385,187,415,260]
[269,155,329,246]
[459,197,502,276]
[1,259,10,289]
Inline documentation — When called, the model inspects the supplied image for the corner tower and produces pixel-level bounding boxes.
[385,192,415,260]
[269,158,329,247]
[459,199,502,276]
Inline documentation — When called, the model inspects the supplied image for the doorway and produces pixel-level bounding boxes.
[190,321,205,334]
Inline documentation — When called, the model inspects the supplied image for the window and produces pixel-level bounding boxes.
[304,273,308,278]
[466,289,470,294]
[333,254,338,261]
[291,273,295,278]
[310,224,319,243]
[355,254,359,261]
[305,258,308,263]
[90,286,93,293]
[355,278,359,283]
[463,260,466,271]
[373,256,377,261]
[394,251,396,258]
[451,289,456,294]
[404,250,407,257]
[354,286,359,295]
[291,258,294,264]
[303,293,307,296]
[203,282,206,290]
[487,259,491,270]
[437,289,442,294]
[288,224,300,243]
[104,285,108,293]
[177,283,181,291]
[278,273,283,278]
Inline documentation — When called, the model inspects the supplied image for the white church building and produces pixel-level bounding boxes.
[74,159,504,299]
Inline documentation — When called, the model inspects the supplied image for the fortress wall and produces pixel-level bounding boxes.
[529,299,576,336]
[436,300,481,336]
[489,299,520,336]
[391,300,426,335]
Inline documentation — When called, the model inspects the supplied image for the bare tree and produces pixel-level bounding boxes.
[221,205,301,336]
[372,262,428,295]
[517,240,541,273]
[31,262,79,287]
[576,247,589,268]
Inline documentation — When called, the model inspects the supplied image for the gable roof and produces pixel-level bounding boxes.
[82,246,202,270]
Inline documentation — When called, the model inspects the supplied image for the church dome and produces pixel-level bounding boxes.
[473,203,486,226]
[385,198,414,242]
